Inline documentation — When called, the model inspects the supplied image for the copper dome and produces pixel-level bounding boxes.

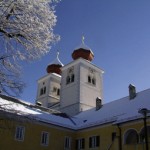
[72,37,94,61]
[72,48,94,61]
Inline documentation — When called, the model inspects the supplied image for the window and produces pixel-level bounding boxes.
[40,86,46,95]
[40,88,43,95]
[88,68,96,86]
[112,132,116,142]
[88,76,91,83]
[53,87,60,96]
[76,138,85,150]
[66,67,75,85]
[88,76,96,86]
[71,74,74,82]
[124,129,139,144]
[41,132,49,146]
[53,87,57,92]
[139,126,150,143]
[66,74,74,84]
[89,136,100,148]
[92,78,96,85]
[43,87,46,94]
[57,89,60,96]
[66,76,71,84]
[15,126,25,141]
[64,136,71,149]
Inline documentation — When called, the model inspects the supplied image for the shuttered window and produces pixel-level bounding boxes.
[89,136,100,148]
[76,138,85,149]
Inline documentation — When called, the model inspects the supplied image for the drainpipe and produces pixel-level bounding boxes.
[138,108,150,150]
[117,124,122,150]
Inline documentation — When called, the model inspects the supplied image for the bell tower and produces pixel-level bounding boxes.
[36,52,63,109]
[60,38,104,116]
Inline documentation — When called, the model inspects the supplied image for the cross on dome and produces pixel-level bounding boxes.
[82,35,85,45]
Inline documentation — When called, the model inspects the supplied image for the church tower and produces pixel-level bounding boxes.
[60,39,104,116]
[36,52,63,109]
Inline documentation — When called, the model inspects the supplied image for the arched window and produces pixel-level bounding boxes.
[57,89,60,96]
[66,67,75,85]
[71,74,74,82]
[124,129,139,144]
[40,88,43,95]
[40,86,46,96]
[92,78,96,85]
[66,76,70,84]
[139,126,150,143]
[43,86,46,94]
[88,75,91,83]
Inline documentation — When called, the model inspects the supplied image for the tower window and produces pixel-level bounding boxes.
[43,87,46,94]
[40,88,43,95]
[66,74,74,84]
[92,78,96,85]
[66,67,75,85]
[88,68,96,86]
[87,75,96,86]
[88,75,91,83]
[40,86,46,96]
[66,76,71,84]
[71,74,74,82]
[53,87,57,92]
[57,89,60,96]
[53,87,60,96]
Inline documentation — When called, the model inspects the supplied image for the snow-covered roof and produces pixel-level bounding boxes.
[0,95,76,129]
[0,88,150,130]
[74,88,150,129]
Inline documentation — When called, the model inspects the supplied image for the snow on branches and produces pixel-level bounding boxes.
[0,0,60,60]
[0,0,60,96]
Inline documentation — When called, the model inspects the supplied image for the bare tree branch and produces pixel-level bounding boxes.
[0,0,60,96]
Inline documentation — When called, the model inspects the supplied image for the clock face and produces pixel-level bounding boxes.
[68,67,74,74]
[89,67,95,74]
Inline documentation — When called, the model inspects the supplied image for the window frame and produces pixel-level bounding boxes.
[87,75,96,86]
[64,136,71,149]
[40,86,46,96]
[124,129,139,145]
[89,135,100,148]
[112,132,116,142]
[76,138,85,150]
[15,126,25,141]
[41,131,49,146]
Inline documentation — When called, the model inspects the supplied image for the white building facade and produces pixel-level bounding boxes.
[36,42,104,116]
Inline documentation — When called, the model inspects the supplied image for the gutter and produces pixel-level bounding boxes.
[117,124,122,150]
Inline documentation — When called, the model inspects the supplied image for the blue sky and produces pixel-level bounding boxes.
[21,0,150,104]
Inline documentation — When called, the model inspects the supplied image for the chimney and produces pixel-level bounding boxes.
[128,84,136,100]
[96,97,102,110]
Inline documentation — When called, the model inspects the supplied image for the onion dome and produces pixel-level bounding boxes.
[72,36,94,61]
[46,52,64,75]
